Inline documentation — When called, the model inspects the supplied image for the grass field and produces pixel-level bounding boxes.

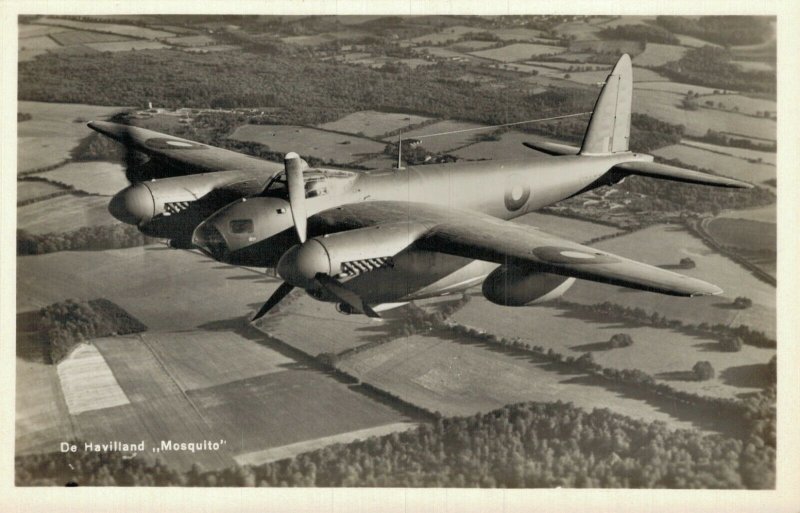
[17,195,114,234]
[449,299,774,399]
[717,205,776,224]
[554,21,602,40]
[561,224,776,339]
[514,212,623,243]
[258,294,385,356]
[451,130,553,161]
[675,34,720,48]
[706,217,776,276]
[448,40,497,51]
[85,40,170,52]
[187,369,410,461]
[229,124,385,164]
[732,60,774,72]
[19,24,69,38]
[470,43,566,62]
[16,312,77,455]
[596,16,657,28]
[34,18,175,39]
[139,330,295,391]
[337,333,738,435]
[399,120,487,153]
[17,102,126,172]
[57,343,130,415]
[681,140,775,165]
[700,94,776,117]
[165,35,214,47]
[632,89,776,140]
[17,247,274,329]
[652,144,775,186]
[50,30,131,46]
[634,81,726,96]
[33,162,128,196]
[632,44,687,67]
[317,111,433,139]
[409,25,476,45]
[234,422,417,466]
[493,28,549,41]
[17,181,65,203]
[565,67,666,86]
[570,40,640,55]
[183,45,238,53]
[19,35,61,50]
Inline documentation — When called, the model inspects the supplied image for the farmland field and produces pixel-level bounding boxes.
[229,125,385,164]
[717,205,776,224]
[705,217,776,276]
[409,26,476,45]
[561,224,776,339]
[493,28,548,41]
[675,34,719,48]
[18,35,61,50]
[16,312,77,455]
[85,41,170,52]
[449,40,497,51]
[337,333,740,435]
[566,67,666,86]
[681,140,776,165]
[15,245,273,328]
[733,60,774,72]
[50,30,131,46]
[470,43,566,62]
[632,89,776,140]
[17,195,114,234]
[570,40,640,55]
[652,144,775,186]
[449,299,775,399]
[187,369,410,461]
[165,35,214,47]
[34,17,175,39]
[183,45,238,53]
[399,120,487,153]
[554,21,602,40]
[17,102,126,172]
[57,344,130,415]
[632,44,687,67]
[700,94,776,117]
[597,16,657,28]
[19,24,69,38]
[634,81,722,96]
[318,111,433,139]
[258,294,384,357]
[33,162,128,196]
[452,130,552,161]
[514,212,623,243]
[17,181,65,203]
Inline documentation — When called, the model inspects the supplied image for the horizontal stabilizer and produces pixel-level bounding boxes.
[522,141,580,156]
[613,161,753,189]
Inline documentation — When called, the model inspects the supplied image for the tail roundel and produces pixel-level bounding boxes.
[579,54,633,155]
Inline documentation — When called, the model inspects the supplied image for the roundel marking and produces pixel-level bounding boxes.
[144,137,207,150]
[504,174,531,211]
[531,246,619,265]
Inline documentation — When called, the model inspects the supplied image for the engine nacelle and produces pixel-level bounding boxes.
[277,221,428,289]
[481,265,575,306]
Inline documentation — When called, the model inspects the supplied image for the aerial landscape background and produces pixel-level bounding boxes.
[14,14,778,489]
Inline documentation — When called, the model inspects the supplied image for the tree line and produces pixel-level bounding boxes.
[17,225,160,255]
[15,399,773,488]
[38,298,147,363]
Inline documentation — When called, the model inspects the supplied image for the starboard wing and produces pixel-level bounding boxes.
[417,215,723,297]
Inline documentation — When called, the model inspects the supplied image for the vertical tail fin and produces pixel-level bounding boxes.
[580,54,633,155]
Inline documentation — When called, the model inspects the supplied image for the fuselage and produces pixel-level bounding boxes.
[195,152,648,307]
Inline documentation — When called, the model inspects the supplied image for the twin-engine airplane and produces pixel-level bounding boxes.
[90,55,751,320]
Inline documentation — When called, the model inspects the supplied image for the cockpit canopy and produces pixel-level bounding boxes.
[262,167,357,200]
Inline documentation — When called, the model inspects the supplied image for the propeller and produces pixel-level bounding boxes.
[251,152,380,321]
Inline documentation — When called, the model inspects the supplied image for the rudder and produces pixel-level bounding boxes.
[580,54,632,155]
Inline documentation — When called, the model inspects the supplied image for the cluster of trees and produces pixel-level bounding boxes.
[556,300,776,349]
[608,333,634,348]
[18,112,32,122]
[692,361,715,381]
[39,298,147,363]
[15,400,774,488]
[660,46,775,95]
[617,165,775,215]
[654,16,773,47]
[17,225,159,255]
[598,24,679,45]
[698,130,776,153]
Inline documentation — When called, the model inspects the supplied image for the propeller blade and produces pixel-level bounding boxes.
[285,152,307,244]
[251,282,295,321]
[315,273,380,318]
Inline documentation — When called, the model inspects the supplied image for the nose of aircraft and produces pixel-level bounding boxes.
[108,184,155,225]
